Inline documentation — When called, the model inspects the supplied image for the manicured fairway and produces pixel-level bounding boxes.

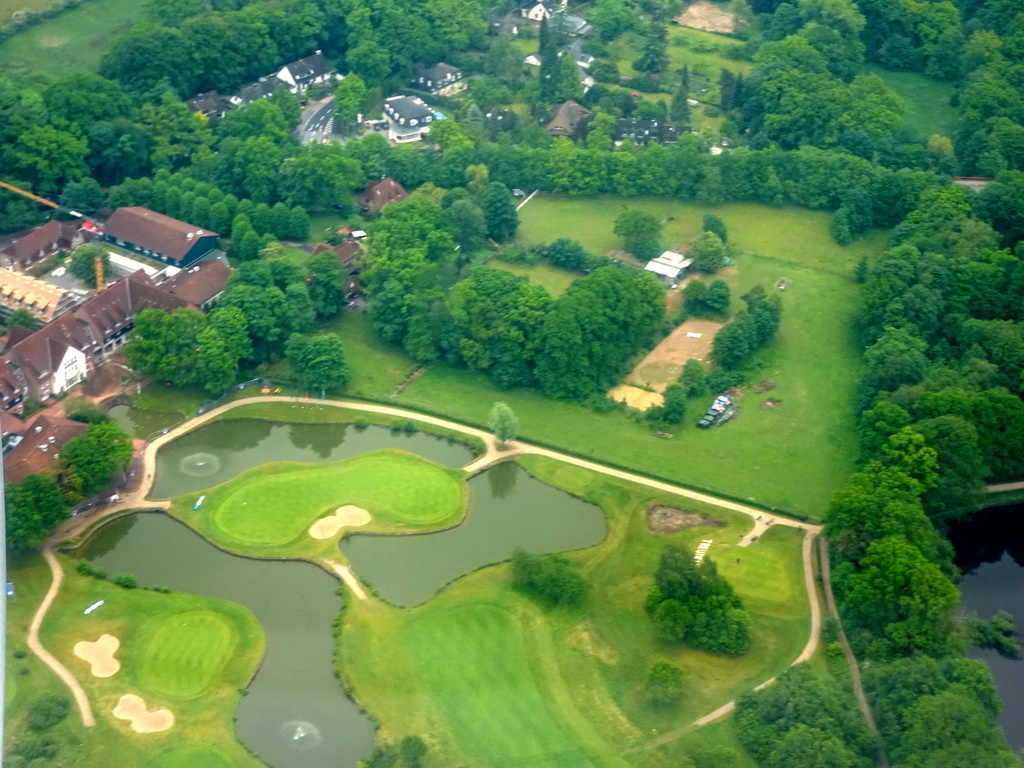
[340,457,811,767]
[135,611,235,699]
[143,743,237,768]
[207,450,464,548]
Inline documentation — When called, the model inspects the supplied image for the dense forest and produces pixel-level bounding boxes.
[2,0,1024,763]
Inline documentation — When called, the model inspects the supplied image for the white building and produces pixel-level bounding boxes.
[645,251,693,282]
[382,96,434,143]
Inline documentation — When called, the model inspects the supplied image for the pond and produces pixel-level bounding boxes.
[342,462,607,607]
[108,404,180,439]
[150,418,475,499]
[79,513,376,768]
[948,501,1024,750]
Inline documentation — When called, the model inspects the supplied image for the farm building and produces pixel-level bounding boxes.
[645,251,693,282]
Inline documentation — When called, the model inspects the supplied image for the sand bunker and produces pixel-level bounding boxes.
[608,385,664,412]
[113,694,174,733]
[73,634,121,678]
[309,505,371,539]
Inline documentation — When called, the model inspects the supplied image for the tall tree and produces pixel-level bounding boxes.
[60,422,134,497]
[488,401,519,444]
[285,333,350,392]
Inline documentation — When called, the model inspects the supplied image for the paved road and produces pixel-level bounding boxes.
[296,96,335,144]
[988,480,1024,494]
[32,395,824,739]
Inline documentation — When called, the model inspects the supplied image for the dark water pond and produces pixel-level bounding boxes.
[150,418,474,499]
[342,462,607,607]
[948,502,1024,750]
[79,513,376,768]
[108,404,180,439]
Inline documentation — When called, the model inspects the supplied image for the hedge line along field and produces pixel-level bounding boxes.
[5,552,264,767]
[339,456,810,767]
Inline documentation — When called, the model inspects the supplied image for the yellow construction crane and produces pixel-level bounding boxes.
[0,180,61,210]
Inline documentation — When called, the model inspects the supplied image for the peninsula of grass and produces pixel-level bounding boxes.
[10,553,264,767]
[170,449,466,558]
[339,455,810,767]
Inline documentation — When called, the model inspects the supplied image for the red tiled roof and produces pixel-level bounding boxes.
[105,207,219,262]
[311,239,363,268]
[3,413,88,484]
[158,261,230,308]
[2,220,77,265]
[356,178,407,213]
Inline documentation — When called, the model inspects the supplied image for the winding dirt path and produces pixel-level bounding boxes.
[27,547,96,727]
[31,395,824,739]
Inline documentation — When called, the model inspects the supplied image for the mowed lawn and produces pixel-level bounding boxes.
[173,449,466,555]
[339,456,810,767]
[0,0,141,76]
[869,65,957,139]
[20,553,264,767]
[489,257,581,297]
[612,27,752,80]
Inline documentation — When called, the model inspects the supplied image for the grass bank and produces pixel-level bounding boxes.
[339,454,809,766]
[869,66,957,139]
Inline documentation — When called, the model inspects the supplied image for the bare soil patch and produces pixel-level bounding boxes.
[565,621,620,666]
[675,1,738,33]
[309,505,371,540]
[608,385,663,412]
[625,319,723,391]
[73,633,120,678]
[646,505,723,535]
[112,694,174,733]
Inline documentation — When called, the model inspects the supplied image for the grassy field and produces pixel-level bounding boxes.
[870,66,957,139]
[518,195,887,271]
[0,0,55,17]
[339,455,809,766]
[489,257,581,297]
[170,449,466,557]
[4,553,263,767]
[325,311,418,397]
[612,27,752,84]
[0,0,141,77]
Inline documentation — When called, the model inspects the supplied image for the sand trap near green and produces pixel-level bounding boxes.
[211,450,464,547]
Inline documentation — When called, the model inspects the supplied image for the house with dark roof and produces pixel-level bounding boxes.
[412,63,467,96]
[104,207,219,268]
[2,220,83,272]
[383,96,435,143]
[230,79,278,107]
[356,178,408,215]
[614,118,679,145]
[3,413,88,484]
[525,40,595,93]
[157,261,231,310]
[275,52,333,93]
[546,100,592,138]
[0,357,27,411]
[186,90,231,119]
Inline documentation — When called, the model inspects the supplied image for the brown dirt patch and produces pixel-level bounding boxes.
[646,505,723,534]
[762,399,782,409]
[309,505,371,540]
[675,1,738,33]
[625,319,723,391]
[112,694,174,733]
[608,385,663,412]
[73,633,121,678]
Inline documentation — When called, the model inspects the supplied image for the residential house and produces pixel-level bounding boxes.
[104,207,219,269]
[0,357,26,411]
[519,0,567,22]
[382,95,435,143]
[275,52,333,93]
[3,414,88,484]
[0,270,79,324]
[555,12,592,36]
[546,100,592,138]
[157,260,231,310]
[1,271,188,404]
[185,91,231,119]
[412,63,467,97]
[644,251,693,283]
[525,40,595,93]
[230,79,278,108]
[356,178,408,215]
[2,220,82,272]
[613,118,679,145]
[311,239,363,297]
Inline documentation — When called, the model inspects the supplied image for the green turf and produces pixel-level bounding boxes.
[135,610,235,699]
[173,449,465,554]
[0,0,142,77]
[6,552,264,766]
[340,455,809,766]
[518,195,887,271]
[0,0,55,17]
[489,258,582,297]
[869,66,957,139]
[324,310,418,398]
[134,385,208,419]
[611,27,751,84]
